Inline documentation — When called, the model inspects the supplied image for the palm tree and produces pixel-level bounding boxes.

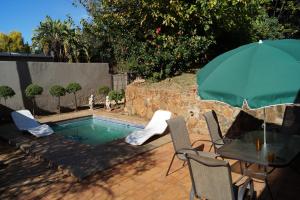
[32,16,75,62]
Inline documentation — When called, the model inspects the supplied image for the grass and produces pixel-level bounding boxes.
[142,73,196,91]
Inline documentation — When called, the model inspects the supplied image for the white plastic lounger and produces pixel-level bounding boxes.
[125,110,172,145]
[11,110,53,137]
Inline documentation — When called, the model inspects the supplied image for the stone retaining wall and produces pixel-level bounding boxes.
[125,82,285,135]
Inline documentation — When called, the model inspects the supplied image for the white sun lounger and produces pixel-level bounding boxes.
[125,110,172,145]
[11,110,54,137]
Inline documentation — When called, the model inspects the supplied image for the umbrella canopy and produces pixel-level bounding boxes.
[197,39,300,109]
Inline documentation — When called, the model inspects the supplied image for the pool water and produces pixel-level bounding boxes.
[52,117,143,145]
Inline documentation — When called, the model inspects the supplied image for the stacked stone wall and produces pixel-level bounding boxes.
[125,83,284,136]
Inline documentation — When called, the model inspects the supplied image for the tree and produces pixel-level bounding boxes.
[77,0,286,80]
[25,84,43,115]
[49,85,66,113]
[0,86,15,105]
[66,82,82,111]
[264,0,300,38]
[32,16,76,62]
[98,86,110,103]
[0,31,30,53]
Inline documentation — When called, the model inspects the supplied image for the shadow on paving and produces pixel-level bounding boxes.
[0,137,159,199]
[0,123,170,180]
[230,156,300,200]
[0,123,169,199]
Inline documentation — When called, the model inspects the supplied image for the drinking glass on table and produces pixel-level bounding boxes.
[256,138,262,151]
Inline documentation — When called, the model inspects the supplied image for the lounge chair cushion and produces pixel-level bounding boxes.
[11,109,54,137]
[11,110,40,130]
[125,110,172,145]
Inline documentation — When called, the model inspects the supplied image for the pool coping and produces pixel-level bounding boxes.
[53,115,145,129]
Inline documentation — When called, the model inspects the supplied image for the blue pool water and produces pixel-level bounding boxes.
[52,116,143,145]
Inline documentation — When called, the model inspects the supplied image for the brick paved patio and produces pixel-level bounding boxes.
[1,109,300,199]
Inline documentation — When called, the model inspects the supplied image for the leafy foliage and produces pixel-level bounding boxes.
[0,31,30,53]
[25,84,43,115]
[49,85,66,113]
[32,16,77,62]
[108,90,124,105]
[25,84,43,98]
[66,82,82,94]
[0,85,15,99]
[49,85,66,97]
[77,0,294,80]
[66,82,81,111]
[32,15,113,63]
[0,86,15,104]
[98,86,110,96]
[29,1,300,77]
[264,0,300,38]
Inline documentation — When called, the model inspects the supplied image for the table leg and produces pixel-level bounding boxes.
[264,166,274,200]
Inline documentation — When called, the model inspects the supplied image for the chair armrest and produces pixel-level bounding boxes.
[237,177,254,200]
[177,148,218,159]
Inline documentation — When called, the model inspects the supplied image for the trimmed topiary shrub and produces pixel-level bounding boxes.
[66,82,82,111]
[0,86,15,105]
[49,85,66,113]
[25,84,43,115]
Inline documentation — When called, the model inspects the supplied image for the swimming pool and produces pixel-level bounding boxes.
[51,116,144,145]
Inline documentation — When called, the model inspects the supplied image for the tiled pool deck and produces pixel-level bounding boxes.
[1,109,300,199]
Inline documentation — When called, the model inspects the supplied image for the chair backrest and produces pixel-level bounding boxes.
[204,111,224,151]
[186,153,235,200]
[281,106,300,135]
[166,116,192,160]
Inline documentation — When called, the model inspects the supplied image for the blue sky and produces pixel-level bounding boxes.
[0,0,88,44]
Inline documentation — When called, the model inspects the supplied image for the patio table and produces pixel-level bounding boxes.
[217,130,300,167]
[216,131,300,199]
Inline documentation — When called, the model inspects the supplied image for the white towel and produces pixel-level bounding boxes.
[28,124,54,137]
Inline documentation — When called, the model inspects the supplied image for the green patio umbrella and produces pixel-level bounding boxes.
[197,39,300,144]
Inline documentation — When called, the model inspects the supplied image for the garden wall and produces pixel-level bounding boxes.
[125,81,285,136]
[0,61,112,113]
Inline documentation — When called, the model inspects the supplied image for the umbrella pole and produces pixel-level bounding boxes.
[264,107,267,146]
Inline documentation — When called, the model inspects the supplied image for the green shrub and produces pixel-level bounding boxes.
[49,85,66,113]
[108,90,124,105]
[25,84,43,115]
[0,86,15,104]
[98,86,110,104]
[98,86,110,97]
[66,82,82,111]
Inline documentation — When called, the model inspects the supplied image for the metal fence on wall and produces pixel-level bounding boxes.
[113,73,129,91]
